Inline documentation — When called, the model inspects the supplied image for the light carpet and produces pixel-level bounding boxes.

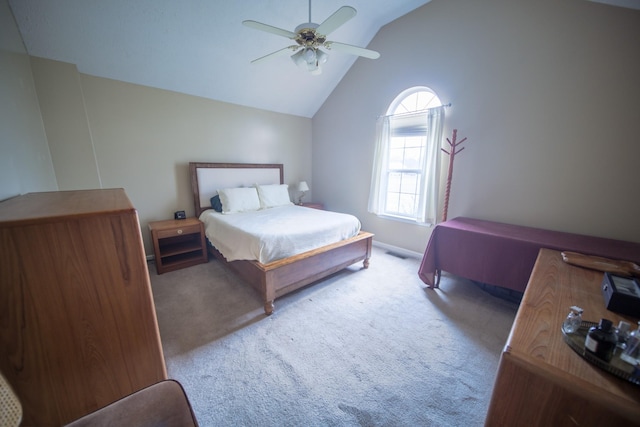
[149,247,518,426]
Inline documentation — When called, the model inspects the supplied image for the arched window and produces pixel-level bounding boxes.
[368,87,445,224]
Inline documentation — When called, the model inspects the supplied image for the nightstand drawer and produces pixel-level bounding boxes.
[156,224,201,239]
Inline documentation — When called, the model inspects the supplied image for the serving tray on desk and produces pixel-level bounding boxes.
[562,320,640,386]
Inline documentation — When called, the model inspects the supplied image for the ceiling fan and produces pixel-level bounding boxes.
[242,1,380,75]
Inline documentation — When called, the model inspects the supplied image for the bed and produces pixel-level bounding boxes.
[189,162,373,315]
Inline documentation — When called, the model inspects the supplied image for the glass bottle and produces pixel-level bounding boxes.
[615,320,631,352]
[562,306,583,333]
[584,318,617,362]
[620,321,640,366]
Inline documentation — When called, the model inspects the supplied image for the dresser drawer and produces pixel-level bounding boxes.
[156,223,201,239]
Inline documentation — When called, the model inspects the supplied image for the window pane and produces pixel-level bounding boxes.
[400,173,418,193]
[388,148,405,169]
[403,147,422,169]
[416,91,437,110]
[385,192,399,213]
[389,137,405,149]
[404,136,424,148]
[398,193,416,216]
[387,172,401,192]
[385,172,420,217]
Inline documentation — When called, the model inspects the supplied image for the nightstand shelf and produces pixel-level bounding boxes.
[149,218,207,274]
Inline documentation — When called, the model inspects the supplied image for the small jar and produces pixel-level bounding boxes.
[584,318,617,362]
[621,321,640,366]
[562,306,583,334]
[616,320,631,352]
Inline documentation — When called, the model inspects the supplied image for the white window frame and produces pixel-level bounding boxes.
[368,87,444,225]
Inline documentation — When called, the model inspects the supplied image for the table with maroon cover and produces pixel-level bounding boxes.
[418,217,640,292]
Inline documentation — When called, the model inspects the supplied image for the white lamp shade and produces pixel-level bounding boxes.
[298,181,310,192]
[303,48,316,64]
[316,49,328,64]
[291,49,306,67]
[292,48,327,75]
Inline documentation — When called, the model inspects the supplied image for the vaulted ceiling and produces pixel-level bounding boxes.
[8,0,639,118]
[8,0,433,118]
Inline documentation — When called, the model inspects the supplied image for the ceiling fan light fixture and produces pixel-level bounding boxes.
[303,47,317,64]
[291,49,306,67]
[292,48,324,74]
[316,49,328,65]
[307,61,319,73]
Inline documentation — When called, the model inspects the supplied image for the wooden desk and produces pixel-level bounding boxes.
[485,249,640,426]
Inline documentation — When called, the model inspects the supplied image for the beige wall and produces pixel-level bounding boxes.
[313,0,640,253]
[5,0,640,257]
[0,0,56,201]
[29,58,312,255]
[30,57,101,190]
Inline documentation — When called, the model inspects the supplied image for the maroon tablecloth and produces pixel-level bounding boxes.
[418,217,640,292]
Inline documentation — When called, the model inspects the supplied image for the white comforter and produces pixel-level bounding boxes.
[199,205,361,264]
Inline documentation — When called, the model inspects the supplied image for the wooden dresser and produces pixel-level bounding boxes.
[0,189,167,426]
[485,248,640,426]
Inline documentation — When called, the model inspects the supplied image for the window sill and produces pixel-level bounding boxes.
[376,213,433,227]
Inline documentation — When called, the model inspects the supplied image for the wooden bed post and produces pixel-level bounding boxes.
[363,236,372,268]
[263,274,275,315]
[264,301,275,315]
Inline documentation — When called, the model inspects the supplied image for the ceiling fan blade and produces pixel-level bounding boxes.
[250,46,299,64]
[325,41,380,59]
[242,20,297,39]
[316,6,356,36]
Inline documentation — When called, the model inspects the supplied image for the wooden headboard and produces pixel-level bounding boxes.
[189,162,284,217]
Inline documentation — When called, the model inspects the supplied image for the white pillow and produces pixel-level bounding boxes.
[256,184,292,209]
[217,187,261,214]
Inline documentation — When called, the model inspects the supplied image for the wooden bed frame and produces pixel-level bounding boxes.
[189,162,373,315]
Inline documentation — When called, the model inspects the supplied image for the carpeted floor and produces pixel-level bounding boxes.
[149,246,518,426]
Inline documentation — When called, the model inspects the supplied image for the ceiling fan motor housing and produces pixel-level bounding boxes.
[294,23,326,47]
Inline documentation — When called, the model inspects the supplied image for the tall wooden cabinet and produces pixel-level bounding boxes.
[0,189,167,426]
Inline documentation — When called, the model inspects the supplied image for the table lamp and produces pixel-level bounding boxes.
[297,181,309,205]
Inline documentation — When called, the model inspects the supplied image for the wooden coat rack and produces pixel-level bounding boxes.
[441,129,469,222]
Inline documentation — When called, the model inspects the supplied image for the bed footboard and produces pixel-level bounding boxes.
[208,231,373,314]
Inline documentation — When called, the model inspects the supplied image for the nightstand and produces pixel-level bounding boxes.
[300,202,324,210]
[148,218,208,274]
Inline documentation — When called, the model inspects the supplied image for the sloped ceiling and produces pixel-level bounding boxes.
[8,0,432,118]
[8,0,639,118]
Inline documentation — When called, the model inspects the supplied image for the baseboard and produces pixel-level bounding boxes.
[372,241,423,260]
